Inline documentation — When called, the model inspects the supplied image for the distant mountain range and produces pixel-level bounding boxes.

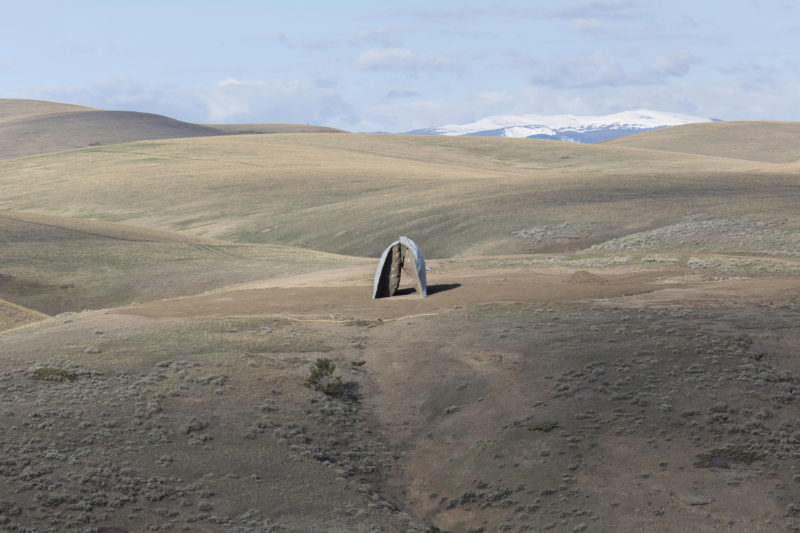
[407,109,715,143]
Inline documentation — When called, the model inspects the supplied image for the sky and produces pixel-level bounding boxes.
[2,0,799,132]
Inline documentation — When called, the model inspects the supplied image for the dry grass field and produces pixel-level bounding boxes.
[0,211,368,316]
[0,297,48,332]
[1,124,798,258]
[603,121,800,164]
[1,99,799,532]
[0,99,95,121]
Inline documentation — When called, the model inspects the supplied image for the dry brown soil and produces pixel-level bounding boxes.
[118,265,798,321]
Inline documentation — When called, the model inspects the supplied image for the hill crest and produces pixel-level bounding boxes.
[0,106,228,159]
[0,98,94,122]
[0,99,349,159]
[603,120,800,163]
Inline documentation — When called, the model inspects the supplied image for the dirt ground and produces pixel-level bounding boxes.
[116,265,800,320]
[3,264,800,532]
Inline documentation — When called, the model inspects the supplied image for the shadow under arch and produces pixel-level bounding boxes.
[394,283,461,296]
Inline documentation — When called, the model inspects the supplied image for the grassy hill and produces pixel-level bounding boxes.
[603,120,800,164]
[0,99,349,160]
[0,296,48,332]
[1,102,800,532]
[0,125,798,258]
[0,108,228,159]
[0,211,368,315]
[0,98,95,121]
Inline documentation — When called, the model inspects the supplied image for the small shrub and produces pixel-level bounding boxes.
[528,421,559,433]
[345,318,382,327]
[305,358,345,398]
[695,446,761,468]
[30,367,79,382]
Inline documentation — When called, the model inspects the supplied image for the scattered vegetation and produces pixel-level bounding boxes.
[305,357,345,398]
[29,367,80,382]
[345,318,383,327]
[528,421,560,433]
[694,446,762,468]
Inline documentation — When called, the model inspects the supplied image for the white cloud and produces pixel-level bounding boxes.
[26,76,188,114]
[546,0,642,19]
[355,48,456,72]
[19,76,358,127]
[197,78,356,125]
[570,18,608,33]
[528,52,627,88]
[649,51,698,77]
[391,0,642,24]
[527,50,698,89]
[718,59,785,91]
[386,88,420,99]
[358,27,403,47]
[265,31,286,43]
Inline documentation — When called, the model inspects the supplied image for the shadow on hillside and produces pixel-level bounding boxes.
[394,283,461,296]
[342,381,361,403]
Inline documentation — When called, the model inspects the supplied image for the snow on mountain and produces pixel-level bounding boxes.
[407,109,713,143]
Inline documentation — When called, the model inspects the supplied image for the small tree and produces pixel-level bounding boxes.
[305,358,345,398]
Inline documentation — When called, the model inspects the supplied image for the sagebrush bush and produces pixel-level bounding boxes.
[305,358,345,398]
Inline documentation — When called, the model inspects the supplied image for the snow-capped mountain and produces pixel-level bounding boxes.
[407,109,714,143]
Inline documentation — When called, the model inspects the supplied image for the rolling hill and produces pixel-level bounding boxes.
[1,100,800,532]
[0,296,48,332]
[0,125,798,258]
[603,120,800,164]
[0,107,227,159]
[0,99,349,160]
[0,210,368,315]
[0,98,95,121]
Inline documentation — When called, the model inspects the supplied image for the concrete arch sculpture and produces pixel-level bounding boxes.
[372,236,427,298]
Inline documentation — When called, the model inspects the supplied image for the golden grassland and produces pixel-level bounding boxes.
[0,297,49,332]
[603,121,800,163]
[1,126,798,258]
[0,109,226,160]
[0,98,94,122]
[0,211,369,315]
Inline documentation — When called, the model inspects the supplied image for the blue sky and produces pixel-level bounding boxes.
[2,0,798,131]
